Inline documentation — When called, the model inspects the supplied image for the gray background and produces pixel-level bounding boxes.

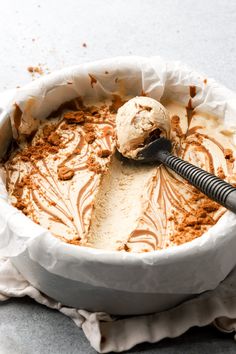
[0,0,236,353]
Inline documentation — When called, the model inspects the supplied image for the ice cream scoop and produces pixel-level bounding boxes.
[138,137,236,213]
[116,96,170,159]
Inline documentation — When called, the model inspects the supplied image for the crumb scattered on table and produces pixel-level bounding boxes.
[27,64,50,78]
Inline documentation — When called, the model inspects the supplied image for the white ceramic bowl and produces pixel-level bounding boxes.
[1,57,236,315]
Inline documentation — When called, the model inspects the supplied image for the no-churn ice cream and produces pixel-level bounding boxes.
[116,96,170,159]
[4,91,236,252]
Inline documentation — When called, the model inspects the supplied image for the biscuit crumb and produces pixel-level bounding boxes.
[27,65,44,75]
[97,149,112,158]
[58,166,75,180]
[64,111,85,124]
[85,132,96,144]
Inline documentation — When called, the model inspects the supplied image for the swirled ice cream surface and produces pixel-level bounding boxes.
[4,97,236,252]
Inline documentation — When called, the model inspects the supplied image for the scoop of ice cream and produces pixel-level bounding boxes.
[116,96,170,159]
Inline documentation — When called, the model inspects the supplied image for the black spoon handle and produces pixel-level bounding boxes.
[157,150,236,212]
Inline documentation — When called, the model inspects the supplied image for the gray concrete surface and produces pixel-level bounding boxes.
[0,297,235,354]
[1,0,236,353]
[1,0,236,92]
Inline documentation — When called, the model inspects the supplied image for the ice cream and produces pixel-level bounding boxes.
[4,95,236,252]
[116,96,170,159]
[4,103,116,245]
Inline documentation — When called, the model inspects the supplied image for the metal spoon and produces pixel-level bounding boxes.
[137,137,236,213]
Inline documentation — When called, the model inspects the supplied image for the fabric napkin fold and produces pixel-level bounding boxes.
[0,257,235,353]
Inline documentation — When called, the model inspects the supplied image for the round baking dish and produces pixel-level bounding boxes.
[1,57,236,315]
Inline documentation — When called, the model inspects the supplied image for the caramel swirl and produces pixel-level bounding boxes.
[122,101,236,252]
[5,105,115,243]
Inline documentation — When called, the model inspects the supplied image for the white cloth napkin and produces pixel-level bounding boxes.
[0,257,235,353]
